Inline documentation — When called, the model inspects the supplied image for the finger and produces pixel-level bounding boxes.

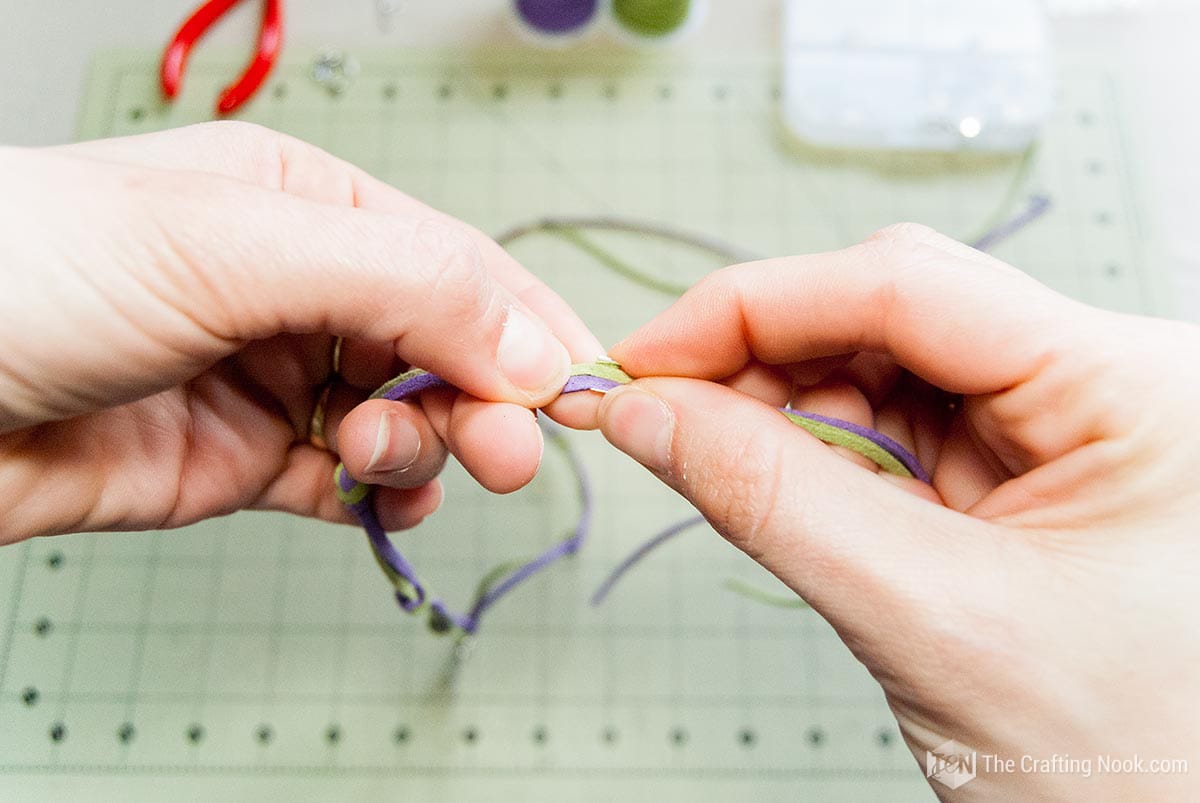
[249,444,354,525]
[445,395,544,495]
[336,337,405,391]
[336,399,449,490]
[871,404,945,505]
[596,377,1002,645]
[63,122,605,371]
[375,480,444,531]
[611,223,1090,396]
[317,381,367,451]
[135,171,572,408]
[725,363,791,406]
[937,414,1011,512]
[787,354,855,388]
[250,445,443,531]
[787,382,878,472]
[827,352,903,407]
[364,384,544,494]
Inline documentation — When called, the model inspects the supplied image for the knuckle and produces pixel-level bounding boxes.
[859,222,962,274]
[863,221,1001,272]
[407,218,493,321]
[687,263,745,308]
[192,119,273,144]
[701,261,747,291]
[854,223,955,333]
[862,221,942,253]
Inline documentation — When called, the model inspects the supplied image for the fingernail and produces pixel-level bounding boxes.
[365,411,422,474]
[600,385,674,474]
[533,411,546,471]
[497,306,570,401]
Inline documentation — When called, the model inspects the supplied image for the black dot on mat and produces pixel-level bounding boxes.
[462,727,478,744]
[603,83,617,100]
[492,83,509,100]
[1087,159,1104,175]
[273,83,288,99]
[770,84,782,101]
[1078,110,1096,126]
[601,727,618,745]
[383,83,398,99]
[117,722,135,744]
[1105,263,1121,277]
[186,723,205,744]
[33,617,52,637]
[714,85,728,100]
[658,85,673,100]
[548,83,562,99]
[532,726,548,745]
[49,722,66,743]
[1094,211,1113,226]
[438,83,453,100]
[739,728,756,747]
[807,726,826,747]
[256,724,273,744]
[46,551,64,570]
[326,725,341,745]
[21,687,39,706]
[670,727,688,746]
[877,728,895,747]
[393,725,410,744]
[128,107,145,122]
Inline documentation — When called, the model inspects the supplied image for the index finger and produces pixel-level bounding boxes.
[60,122,604,365]
[611,224,1090,396]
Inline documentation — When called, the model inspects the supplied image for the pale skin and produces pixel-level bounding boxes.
[597,225,1200,800]
[0,122,603,538]
[2,123,1198,799]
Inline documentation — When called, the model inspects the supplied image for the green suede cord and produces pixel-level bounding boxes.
[546,226,692,296]
[334,465,369,506]
[723,578,811,609]
[570,359,633,385]
[782,411,912,478]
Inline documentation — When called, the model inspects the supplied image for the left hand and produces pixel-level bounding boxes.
[0,122,602,541]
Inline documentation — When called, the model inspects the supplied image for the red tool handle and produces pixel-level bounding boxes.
[161,0,283,115]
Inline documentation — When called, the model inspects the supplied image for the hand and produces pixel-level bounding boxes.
[597,224,1200,799]
[0,121,602,541]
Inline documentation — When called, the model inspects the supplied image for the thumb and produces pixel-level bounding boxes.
[597,377,1004,642]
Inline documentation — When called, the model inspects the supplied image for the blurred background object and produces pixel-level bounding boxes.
[780,0,1053,152]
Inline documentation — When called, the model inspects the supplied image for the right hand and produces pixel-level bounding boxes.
[597,224,1200,800]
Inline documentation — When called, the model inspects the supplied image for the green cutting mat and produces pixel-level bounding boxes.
[0,48,1158,802]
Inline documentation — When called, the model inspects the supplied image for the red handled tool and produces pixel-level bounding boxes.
[161,0,283,115]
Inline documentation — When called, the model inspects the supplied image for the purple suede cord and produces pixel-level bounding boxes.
[349,371,597,634]
[787,409,932,484]
[563,374,622,394]
[969,194,1052,253]
[590,514,707,606]
[376,370,450,400]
